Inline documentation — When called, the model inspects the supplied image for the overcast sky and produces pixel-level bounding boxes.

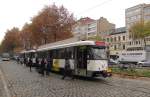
[0,0,150,42]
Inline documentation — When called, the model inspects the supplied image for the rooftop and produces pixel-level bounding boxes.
[110,27,126,35]
[77,17,95,25]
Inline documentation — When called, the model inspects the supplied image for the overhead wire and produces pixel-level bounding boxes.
[78,0,113,15]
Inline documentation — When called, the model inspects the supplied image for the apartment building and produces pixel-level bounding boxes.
[87,20,97,38]
[125,3,150,51]
[72,17,115,40]
[105,27,127,56]
[97,17,115,37]
[72,17,96,40]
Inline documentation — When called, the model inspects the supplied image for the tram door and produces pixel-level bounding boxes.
[75,46,87,76]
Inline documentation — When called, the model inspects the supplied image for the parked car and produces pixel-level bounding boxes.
[137,60,150,67]
[108,59,119,65]
[2,53,10,61]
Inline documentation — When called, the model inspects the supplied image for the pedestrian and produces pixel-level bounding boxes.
[35,57,39,70]
[27,57,30,67]
[29,57,32,72]
[41,57,46,76]
[46,55,52,76]
[20,57,23,64]
[62,58,72,79]
[17,56,20,64]
[23,57,27,66]
[38,58,42,74]
[32,57,36,67]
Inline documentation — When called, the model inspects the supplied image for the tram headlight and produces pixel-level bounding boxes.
[107,68,112,72]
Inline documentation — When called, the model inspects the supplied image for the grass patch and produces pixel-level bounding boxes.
[111,67,150,78]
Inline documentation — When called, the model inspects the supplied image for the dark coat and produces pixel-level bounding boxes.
[41,58,46,69]
[24,58,27,64]
[29,58,32,66]
[65,59,71,71]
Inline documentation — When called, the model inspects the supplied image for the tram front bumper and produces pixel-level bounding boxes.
[101,68,112,77]
[106,68,112,77]
[92,68,112,77]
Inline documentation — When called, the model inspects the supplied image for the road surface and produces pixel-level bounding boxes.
[0,60,150,97]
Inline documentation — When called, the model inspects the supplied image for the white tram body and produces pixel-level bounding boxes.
[21,40,111,77]
[20,50,36,65]
[37,41,111,77]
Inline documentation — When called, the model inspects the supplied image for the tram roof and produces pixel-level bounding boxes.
[37,40,102,51]
[20,50,36,53]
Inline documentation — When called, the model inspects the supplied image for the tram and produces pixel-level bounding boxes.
[21,40,112,78]
[20,50,36,66]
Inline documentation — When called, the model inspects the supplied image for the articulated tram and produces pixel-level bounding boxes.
[20,40,112,78]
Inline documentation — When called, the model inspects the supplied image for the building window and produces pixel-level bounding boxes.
[114,45,116,50]
[123,36,125,41]
[144,7,150,14]
[103,39,106,41]
[129,42,131,45]
[123,44,125,49]
[118,36,121,41]
[111,38,113,42]
[146,38,150,41]
[114,37,116,42]
[136,41,138,45]
[139,41,141,44]
[107,38,109,42]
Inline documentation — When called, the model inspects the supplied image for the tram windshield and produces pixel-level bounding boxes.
[88,46,107,60]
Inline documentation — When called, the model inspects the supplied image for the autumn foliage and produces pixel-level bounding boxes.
[1,27,22,53]
[0,4,75,53]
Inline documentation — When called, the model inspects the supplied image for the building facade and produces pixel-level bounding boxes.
[72,17,96,40]
[87,20,97,38]
[97,17,115,37]
[105,27,127,56]
[125,3,150,51]
[72,17,115,40]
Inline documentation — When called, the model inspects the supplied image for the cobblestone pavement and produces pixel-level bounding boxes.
[0,60,150,97]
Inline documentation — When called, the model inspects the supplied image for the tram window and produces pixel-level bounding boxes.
[52,50,58,59]
[52,50,54,58]
[34,53,37,57]
[88,46,107,60]
[39,51,47,58]
[66,47,74,59]
[77,46,87,69]
[39,52,42,58]
[59,48,65,58]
